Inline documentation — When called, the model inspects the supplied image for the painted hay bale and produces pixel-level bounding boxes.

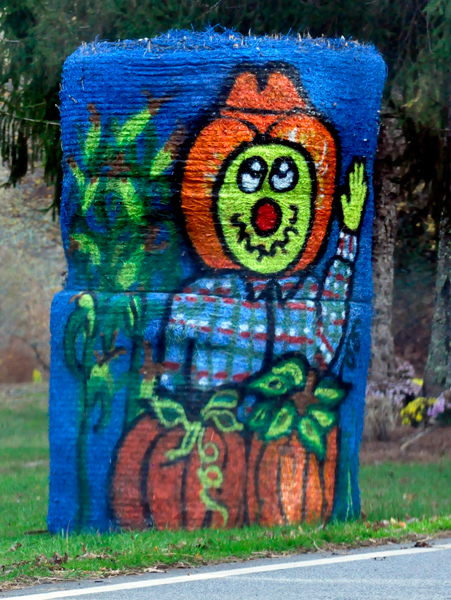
[49,31,386,532]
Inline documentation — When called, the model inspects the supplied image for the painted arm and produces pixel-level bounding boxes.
[322,160,367,300]
[316,161,368,367]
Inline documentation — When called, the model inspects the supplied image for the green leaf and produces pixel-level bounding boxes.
[71,234,101,266]
[298,417,326,460]
[126,301,135,331]
[248,402,274,433]
[78,294,96,336]
[86,364,114,425]
[152,398,188,429]
[116,255,142,290]
[78,293,95,311]
[202,389,240,414]
[308,408,337,430]
[64,310,89,378]
[205,409,243,433]
[83,122,101,164]
[69,161,86,192]
[248,357,307,397]
[132,296,144,326]
[150,147,173,178]
[166,422,202,461]
[81,177,100,214]
[105,295,137,337]
[314,378,348,407]
[90,362,113,382]
[86,375,111,407]
[116,108,151,147]
[265,403,296,441]
[117,179,145,223]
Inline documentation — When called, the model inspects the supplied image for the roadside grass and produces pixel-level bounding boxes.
[0,386,49,539]
[359,461,451,521]
[1,384,451,589]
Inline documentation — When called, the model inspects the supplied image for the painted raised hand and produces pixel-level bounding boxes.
[340,161,367,231]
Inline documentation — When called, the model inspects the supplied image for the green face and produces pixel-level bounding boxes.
[216,144,313,274]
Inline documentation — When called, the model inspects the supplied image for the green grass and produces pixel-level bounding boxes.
[0,386,49,539]
[1,384,451,589]
[360,461,451,521]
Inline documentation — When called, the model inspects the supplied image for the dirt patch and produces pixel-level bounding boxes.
[360,425,451,464]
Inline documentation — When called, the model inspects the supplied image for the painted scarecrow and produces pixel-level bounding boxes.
[112,63,368,531]
[161,64,366,392]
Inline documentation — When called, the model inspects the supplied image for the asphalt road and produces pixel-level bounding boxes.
[4,538,451,600]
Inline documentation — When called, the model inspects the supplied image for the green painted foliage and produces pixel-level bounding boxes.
[245,362,348,458]
[248,356,307,397]
[298,417,327,459]
[64,291,152,528]
[67,103,181,292]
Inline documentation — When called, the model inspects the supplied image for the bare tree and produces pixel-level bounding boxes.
[424,78,451,397]
[369,115,404,384]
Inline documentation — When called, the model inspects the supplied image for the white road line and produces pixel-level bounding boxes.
[7,543,451,600]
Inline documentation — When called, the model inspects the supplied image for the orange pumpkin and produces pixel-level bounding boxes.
[111,415,247,530]
[181,68,337,273]
[247,426,338,526]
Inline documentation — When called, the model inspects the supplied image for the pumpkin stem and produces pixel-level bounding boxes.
[292,371,318,416]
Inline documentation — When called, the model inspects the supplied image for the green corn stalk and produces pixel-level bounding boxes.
[67,102,181,292]
[64,293,133,529]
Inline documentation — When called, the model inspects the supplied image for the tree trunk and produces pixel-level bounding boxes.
[424,77,451,397]
[369,116,400,383]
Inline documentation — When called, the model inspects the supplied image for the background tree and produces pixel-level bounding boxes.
[421,1,451,396]
[368,117,403,384]
[0,0,436,208]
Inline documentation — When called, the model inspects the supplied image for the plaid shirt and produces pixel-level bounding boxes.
[160,232,357,395]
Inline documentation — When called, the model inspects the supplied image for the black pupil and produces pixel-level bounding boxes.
[237,156,268,193]
[269,156,298,193]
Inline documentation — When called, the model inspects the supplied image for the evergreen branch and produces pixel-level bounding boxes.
[0,111,59,127]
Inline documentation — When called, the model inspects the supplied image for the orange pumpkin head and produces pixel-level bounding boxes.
[181,64,338,275]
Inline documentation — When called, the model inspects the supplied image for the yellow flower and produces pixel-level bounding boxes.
[32,369,43,383]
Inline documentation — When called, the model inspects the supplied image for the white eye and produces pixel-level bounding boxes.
[237,156,268,194]
[272,170,294,190]
[241,172,261,193]
[251,160,262,172]
[269,156,298,193]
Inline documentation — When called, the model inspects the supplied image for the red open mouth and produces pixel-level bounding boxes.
[251,198,282,237]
